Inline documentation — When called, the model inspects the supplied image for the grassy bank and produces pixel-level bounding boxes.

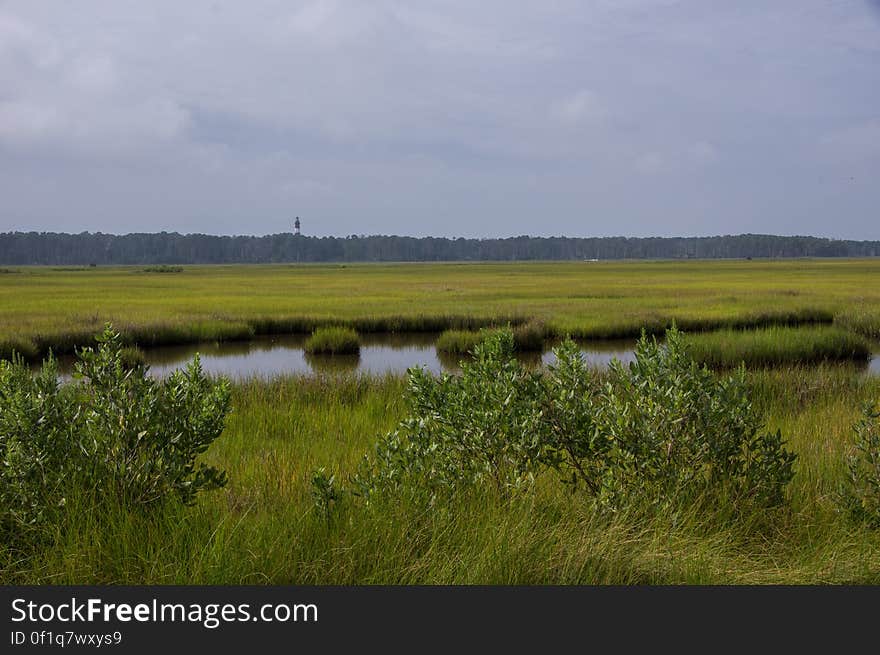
[4,364,880,585]
[2,260,877,359]
[686,326,872,369]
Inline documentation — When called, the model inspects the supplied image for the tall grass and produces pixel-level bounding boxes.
[836,307,880,341]
[3,260,876,360]
[304,327,361,355]
[5,367,880,584]
[685,326,871,368]
[437,321,547,354]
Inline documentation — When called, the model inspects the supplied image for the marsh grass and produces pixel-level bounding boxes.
[304,327,361,355]
[436,320,548,355]
[119,346,147,368]
[436,329,486,354]
[686,326,871,368]
[1,260,873,361]
[561,306,835,340]
[837,307,880,341]
[5,368,880,584]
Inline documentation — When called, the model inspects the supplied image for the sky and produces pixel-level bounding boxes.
[1,1,879,239]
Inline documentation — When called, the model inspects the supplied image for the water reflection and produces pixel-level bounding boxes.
[42,333,877,380]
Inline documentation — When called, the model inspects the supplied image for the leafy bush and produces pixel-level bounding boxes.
[304,326,360,355]
[548,329,797,509]
[841,402,880,526]
[357,327,796,511]
[0,325,231,548]
[311,468,342,521]
[355,331,546,502]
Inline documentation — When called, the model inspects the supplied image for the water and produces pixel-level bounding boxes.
[49,333,879,379]
[51,333,639,379]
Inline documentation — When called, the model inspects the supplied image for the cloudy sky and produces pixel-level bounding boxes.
[1,1,879,238]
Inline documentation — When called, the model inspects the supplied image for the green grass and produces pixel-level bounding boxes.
[3,260,880,584]
[304,327,361,355]
[437,321,548,354]
[4,366,880,584]
[1,259,876,359]
[836,306,880,341]
[436,329,486,354]
[686,326,872,369]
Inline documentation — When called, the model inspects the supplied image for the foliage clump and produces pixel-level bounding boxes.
[356,327,797,511]
[0,325,230,548]
[304,326,360,355]
[356,331,546,500]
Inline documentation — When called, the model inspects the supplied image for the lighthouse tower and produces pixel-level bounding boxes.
[294,216,301,236]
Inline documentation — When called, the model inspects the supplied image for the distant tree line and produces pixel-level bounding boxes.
[0,232,878,265]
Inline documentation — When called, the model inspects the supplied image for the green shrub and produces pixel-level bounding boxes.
[547,329,797,509]
[0,325,230,549]
[141,265,184,273]
[355,331,546,501]
[304,327,360,355]
[841,402,880,526]
[357,326,796,511]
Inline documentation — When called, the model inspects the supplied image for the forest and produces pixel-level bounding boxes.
[1,231,878,265]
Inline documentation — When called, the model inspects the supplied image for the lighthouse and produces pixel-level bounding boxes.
[294,216,301,236]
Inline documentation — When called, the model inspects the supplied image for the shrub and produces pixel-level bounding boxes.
[311,467,342,521]
[304,327,360,355]
[0,325,231,548]
[547,328,797,509]
[141,265,184,273]
[357,326,796,512]
[354,330,547,502]
[841,402,880,526]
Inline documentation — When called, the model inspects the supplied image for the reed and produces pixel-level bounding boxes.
[685,326,871,369]
[304,327,361,355]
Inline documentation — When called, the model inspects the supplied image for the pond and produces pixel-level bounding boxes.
[47,332,880,379]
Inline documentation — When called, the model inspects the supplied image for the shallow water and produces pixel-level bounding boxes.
[49,333,879,379]
[52,333,638,379]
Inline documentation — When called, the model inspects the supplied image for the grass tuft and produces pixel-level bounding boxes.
[304,327,361,355]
